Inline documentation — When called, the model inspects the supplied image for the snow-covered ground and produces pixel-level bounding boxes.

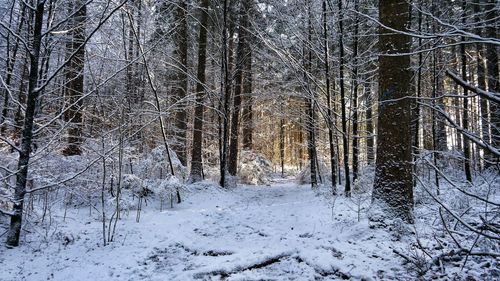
[1,175,497,280]
[0,177,402,280]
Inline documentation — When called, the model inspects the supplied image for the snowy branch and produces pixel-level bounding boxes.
[446,70,500,105]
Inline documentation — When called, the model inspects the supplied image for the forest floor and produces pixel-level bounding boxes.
[0,176,495,280]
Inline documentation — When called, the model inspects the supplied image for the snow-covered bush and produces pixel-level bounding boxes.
[238,150,273,185]
[296,160,329,185]
[122,174,143,192]
[153,176,184,205]
[137,146,187,181]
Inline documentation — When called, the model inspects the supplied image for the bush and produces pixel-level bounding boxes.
[238,150,273,185]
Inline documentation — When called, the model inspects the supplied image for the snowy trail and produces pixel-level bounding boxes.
[1,179,403,281]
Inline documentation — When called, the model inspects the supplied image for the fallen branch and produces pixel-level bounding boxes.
[193,253,291,279]
[433,248,500,264]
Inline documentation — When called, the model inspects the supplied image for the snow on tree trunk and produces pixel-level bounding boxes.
[371,0,414,224]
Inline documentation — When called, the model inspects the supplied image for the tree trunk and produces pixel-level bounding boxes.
[372,0,413,223]
[351,0,360,184]
[412,3,422,179]
[473,1,489,170]
[241,41,253,150]
[461,0,473,182]
[305,0,317,188]
[485,0,499,168]
[188,0,210,182]
[228,2,248,177]
[172,0,189,166]
[280,118,285,176]
[63,0,86,156]
[365,80,374,165]
[452,45,463,151]
[220,0,232,187]
[323,0,337,187]
[6,2,45,248]
[338,0,350,196]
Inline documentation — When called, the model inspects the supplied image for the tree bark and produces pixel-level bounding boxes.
[189,0,210,182]
[241,41,253,150]
[220,0,232,187]
[63,0,86,156]
[461,0,473,182]
[305,0,317,188]
[473,2,489,163]
[372,0,413,223]
[365,81,374,165]
[323,0,337,187]
[228,0,249,176]
[172,0,189,166]
[485,0,499,168]
[351,0,360,184]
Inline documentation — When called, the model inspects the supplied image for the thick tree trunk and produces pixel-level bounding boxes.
[241,44,253,150]
[485,0,499,168]
[172,0,189,166]
[220,0,232,187]
[412,4,422,171]
[228,1,249,177]
[63,0,86,156]
[6,2,45,248]
[189,0,210,182]
[372,0,413,223]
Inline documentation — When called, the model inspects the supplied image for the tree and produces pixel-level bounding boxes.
[62,0,87,156]
[189,0,210,183]
[351,0,360,184]
[323,0,337,187]
[371,0,413,223]
[485,0,499,167]
[219,0,231,187]
[5,1,45,248]
[460,0,473,182]
[241,27,253,150]
[305,0,318,188]
[3,0,127,247]
[228,0,250,177]
[337,0,350,196]
[171,0,189,166]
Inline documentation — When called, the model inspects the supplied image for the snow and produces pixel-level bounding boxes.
[0,177,405,280]
[0,172,498,280]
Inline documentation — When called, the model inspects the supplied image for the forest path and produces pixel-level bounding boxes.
[127,178,397,280]
[1,178,400,281]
